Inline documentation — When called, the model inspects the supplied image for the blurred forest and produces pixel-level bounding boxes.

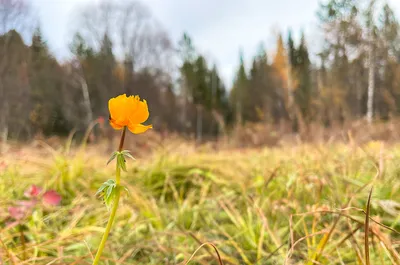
[1,0,400,143]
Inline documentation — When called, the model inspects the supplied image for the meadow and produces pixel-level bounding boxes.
[1,131,400,265]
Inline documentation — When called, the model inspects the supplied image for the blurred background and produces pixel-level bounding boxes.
[1,0,400,148]
[2,1,400,264]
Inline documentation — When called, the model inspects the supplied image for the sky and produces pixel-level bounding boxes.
[31,0,400,87]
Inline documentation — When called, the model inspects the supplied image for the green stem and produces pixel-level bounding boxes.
[19,224,26,260]
[92,186,120,264]
[92,127,126,265]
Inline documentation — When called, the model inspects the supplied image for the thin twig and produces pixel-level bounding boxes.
[183,242,224,265]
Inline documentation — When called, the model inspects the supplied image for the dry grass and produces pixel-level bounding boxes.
[1,132,400,264]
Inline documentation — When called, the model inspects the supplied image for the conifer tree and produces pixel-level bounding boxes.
[230,51,248,125]
[295,33,312,120]
[273,34,291,120]
[30,27,68,135]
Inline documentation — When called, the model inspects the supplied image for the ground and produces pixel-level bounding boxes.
[0,137,399,264]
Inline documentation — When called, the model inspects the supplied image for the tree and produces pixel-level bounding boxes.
[272,34,291,121]
[230,50,248,125]
[77,0,173,73]
[287,30,297,67]
[208,64,229,134]
[0,30,30,139]
[375,2,400,118]
[73,0,175,135]
[294,33,312,120]
[29,27,69,135]
[178,32,196,133]
[95,33,119,115]
[284,31,312,131]
[247,43,274,122]
[366,0,377,123]
[69,32,95,129]
[317,0,363,123]
[209,65,229,113]
[177,33,229,138]
[0,0,33,147]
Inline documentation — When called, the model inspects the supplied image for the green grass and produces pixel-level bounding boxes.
[1,140,400,264]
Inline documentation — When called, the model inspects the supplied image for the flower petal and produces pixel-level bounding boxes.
[8,206,25,220]
[24,185,42,198]
[108,94,152,134]
[109,118,125,130]
[18,200,37,209]
[128,123,153,134]
[129,99,149,124]
[43,190,62,206]
[109,94,130,127]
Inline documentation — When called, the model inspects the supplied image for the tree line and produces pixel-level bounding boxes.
[1,0,400,143]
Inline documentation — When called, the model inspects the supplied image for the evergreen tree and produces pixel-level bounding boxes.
[287,30,297,67]
[257,44,276,122]
[378,3,400,117]
[247,44,273,122]
[31,27,48,56]
[317,0,362,123]
[178,33,230,138]
[209,64,230,133]
[209,65,228,113]
[178,33,196,132]
[30,27,68,135]
[230,50,248,124]
[70,33,94,59]
[272,34,290,120]
[192,55,209,106]
[0,30,31,139]
[294,33,312,120]
[192,55,209,141]
[96,32,119,115]
[178,33,196,100]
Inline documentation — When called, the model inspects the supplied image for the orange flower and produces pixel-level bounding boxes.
[108,94,152,134]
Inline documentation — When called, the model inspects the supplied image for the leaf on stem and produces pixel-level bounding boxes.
[117,153,127,172]
[121,150,135,160]
[106,151,119,165]
[96,179,117,210]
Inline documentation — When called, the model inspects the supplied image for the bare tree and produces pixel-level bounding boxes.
[0,0,33,150]
[75,0,174,72]
[0,0,31,33]
[64,61,93,127]
[366,0,377,123]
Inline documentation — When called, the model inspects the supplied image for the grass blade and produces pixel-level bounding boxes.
[365,187,373,265]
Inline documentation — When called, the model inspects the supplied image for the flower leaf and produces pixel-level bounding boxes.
[107,151,119,165]
[96,179,117,209]
[96,183,108,196]
[105,179,115,185]
[104,184,117,210]
[117,153,127,172]
[105,185,114,201]
[121,150,135,160]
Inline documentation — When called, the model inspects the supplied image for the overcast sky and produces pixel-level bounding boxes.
[30,0,400,87]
